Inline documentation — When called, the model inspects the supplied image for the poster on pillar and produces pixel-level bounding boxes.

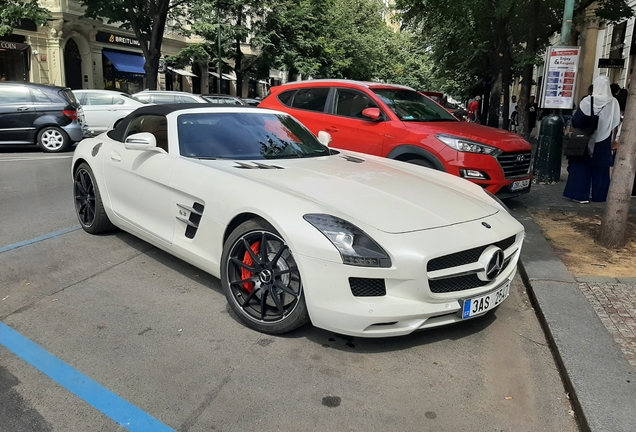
[539,46,580,110]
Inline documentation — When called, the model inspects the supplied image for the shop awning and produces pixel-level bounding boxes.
[208,71,236,81]
[102,49,146,74]
[167,67,197,77]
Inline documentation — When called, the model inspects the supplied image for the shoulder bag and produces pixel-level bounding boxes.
[564,96,601,157]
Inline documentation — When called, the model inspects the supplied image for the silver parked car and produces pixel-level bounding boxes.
[133,91,210,104]
[73,90,147,135]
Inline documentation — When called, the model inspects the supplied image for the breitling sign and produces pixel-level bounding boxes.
[96,31,141,47]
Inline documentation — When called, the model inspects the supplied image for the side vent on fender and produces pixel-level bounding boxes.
[176,202,205,239]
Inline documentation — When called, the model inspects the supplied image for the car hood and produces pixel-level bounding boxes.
[209,154,499,234]
[404,121,531,152]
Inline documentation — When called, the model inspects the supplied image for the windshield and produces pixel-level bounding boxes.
[178,112,331,160]
[373,89,457,122]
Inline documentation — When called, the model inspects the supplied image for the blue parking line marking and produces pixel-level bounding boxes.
[0,322,175,432]
[0,225,82,254]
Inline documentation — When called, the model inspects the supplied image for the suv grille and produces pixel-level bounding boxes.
[349,278,386,297]
[497,152,532,179]
[427,235,516,272]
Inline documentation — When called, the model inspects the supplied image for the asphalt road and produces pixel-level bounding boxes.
[0,149,579,432]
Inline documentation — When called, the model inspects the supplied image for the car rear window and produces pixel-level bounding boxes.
[290,88,329,112]
[277,90,296,107]
[60,89,79,105]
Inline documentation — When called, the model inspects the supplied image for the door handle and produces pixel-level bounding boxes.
[17,106,30,112]
[110,151,122,162]
[325,127,339,133]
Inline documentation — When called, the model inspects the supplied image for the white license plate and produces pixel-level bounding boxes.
[510,179,530,191]
[461,282,510,319]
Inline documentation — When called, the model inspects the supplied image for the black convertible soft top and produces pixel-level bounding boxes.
[107,103,259,142]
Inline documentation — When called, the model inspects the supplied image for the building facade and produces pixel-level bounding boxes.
[0,0,272,97]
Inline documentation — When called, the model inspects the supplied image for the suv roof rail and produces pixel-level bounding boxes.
[278,78,414,91]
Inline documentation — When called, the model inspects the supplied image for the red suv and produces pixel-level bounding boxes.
[259,80,532,198]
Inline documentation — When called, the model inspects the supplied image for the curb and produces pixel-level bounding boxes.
[512,207,636,432]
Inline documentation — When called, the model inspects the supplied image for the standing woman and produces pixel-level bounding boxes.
[563,76,622,203]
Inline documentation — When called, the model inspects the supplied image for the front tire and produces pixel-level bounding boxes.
[221,219,309,334]
[37,126,70,153]
[73,163,114,234]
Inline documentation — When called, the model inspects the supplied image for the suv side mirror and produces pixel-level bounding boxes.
[361,107,382,121]
[317,131,332,146]
[125,132,158,151]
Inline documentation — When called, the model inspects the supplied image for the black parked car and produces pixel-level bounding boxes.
[0,82,88,152]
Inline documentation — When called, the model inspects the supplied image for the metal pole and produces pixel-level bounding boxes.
[560,0,576,45]
[217,4,222,94]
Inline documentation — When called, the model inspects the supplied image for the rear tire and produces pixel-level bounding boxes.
[73,163,114,234]
[406,158,435,169]
[37,126,71,153]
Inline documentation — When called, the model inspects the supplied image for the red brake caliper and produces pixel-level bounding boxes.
[241,241,261,293]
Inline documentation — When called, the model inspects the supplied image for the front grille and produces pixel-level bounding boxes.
[349,278,386,297]
[429,256,513,293]
[497,151,532,179]
[427,235,516,272]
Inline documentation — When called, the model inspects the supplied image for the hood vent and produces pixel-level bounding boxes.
[340,155,365,163]
[233,161,284,170]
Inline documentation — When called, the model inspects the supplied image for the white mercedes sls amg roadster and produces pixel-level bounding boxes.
[72,104,525,337]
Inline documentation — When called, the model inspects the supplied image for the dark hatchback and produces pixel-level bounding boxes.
[0,82,88,152]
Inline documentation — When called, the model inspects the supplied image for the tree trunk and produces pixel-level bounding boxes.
[598,79,636,248]
[487,72,502,128]
[129,1,169,91]
[517,0,540,139]
[234,6,244,97]
[480,79,491,125]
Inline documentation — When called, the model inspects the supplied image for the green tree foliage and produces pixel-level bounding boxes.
[0,0,49,37]
[397,0,633,131]
[80,0,192,89]
[254,0,436,89]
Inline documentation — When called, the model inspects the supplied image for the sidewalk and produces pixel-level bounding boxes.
[508,161,636,432]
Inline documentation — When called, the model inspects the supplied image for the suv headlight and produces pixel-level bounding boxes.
[436,134,502,156]
[304,214,392,268]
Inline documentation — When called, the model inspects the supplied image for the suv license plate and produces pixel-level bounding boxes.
[510,179,530,191]
[461,282,510,319]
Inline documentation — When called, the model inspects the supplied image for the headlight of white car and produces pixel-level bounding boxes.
[304,214,392,268]
[436,134,502,156]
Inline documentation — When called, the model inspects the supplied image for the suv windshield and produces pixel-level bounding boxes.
[372,89,457,122]
[178,112,331,160]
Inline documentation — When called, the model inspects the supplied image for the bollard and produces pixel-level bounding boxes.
[533,114,564,183]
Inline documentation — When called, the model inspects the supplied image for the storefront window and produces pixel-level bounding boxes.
[102,49,145,94]
[0,36,30,82]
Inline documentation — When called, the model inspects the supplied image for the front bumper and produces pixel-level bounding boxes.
[296,214,524,337]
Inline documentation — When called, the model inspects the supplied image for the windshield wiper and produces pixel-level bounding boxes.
[196,156,217,160]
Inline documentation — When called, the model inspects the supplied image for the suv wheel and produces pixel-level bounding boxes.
[37,127,70,153]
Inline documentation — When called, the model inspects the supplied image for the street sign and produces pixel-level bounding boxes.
[539,46,580,110]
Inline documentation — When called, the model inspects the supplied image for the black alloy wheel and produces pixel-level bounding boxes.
[221,219,309,334]
[73,163,114,234]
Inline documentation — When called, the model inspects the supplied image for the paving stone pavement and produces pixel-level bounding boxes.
[578,280,636,370]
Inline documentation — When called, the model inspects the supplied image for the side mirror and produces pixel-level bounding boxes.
[361,107,382,121]
[125,132,157,151]
[317,131,332,147]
